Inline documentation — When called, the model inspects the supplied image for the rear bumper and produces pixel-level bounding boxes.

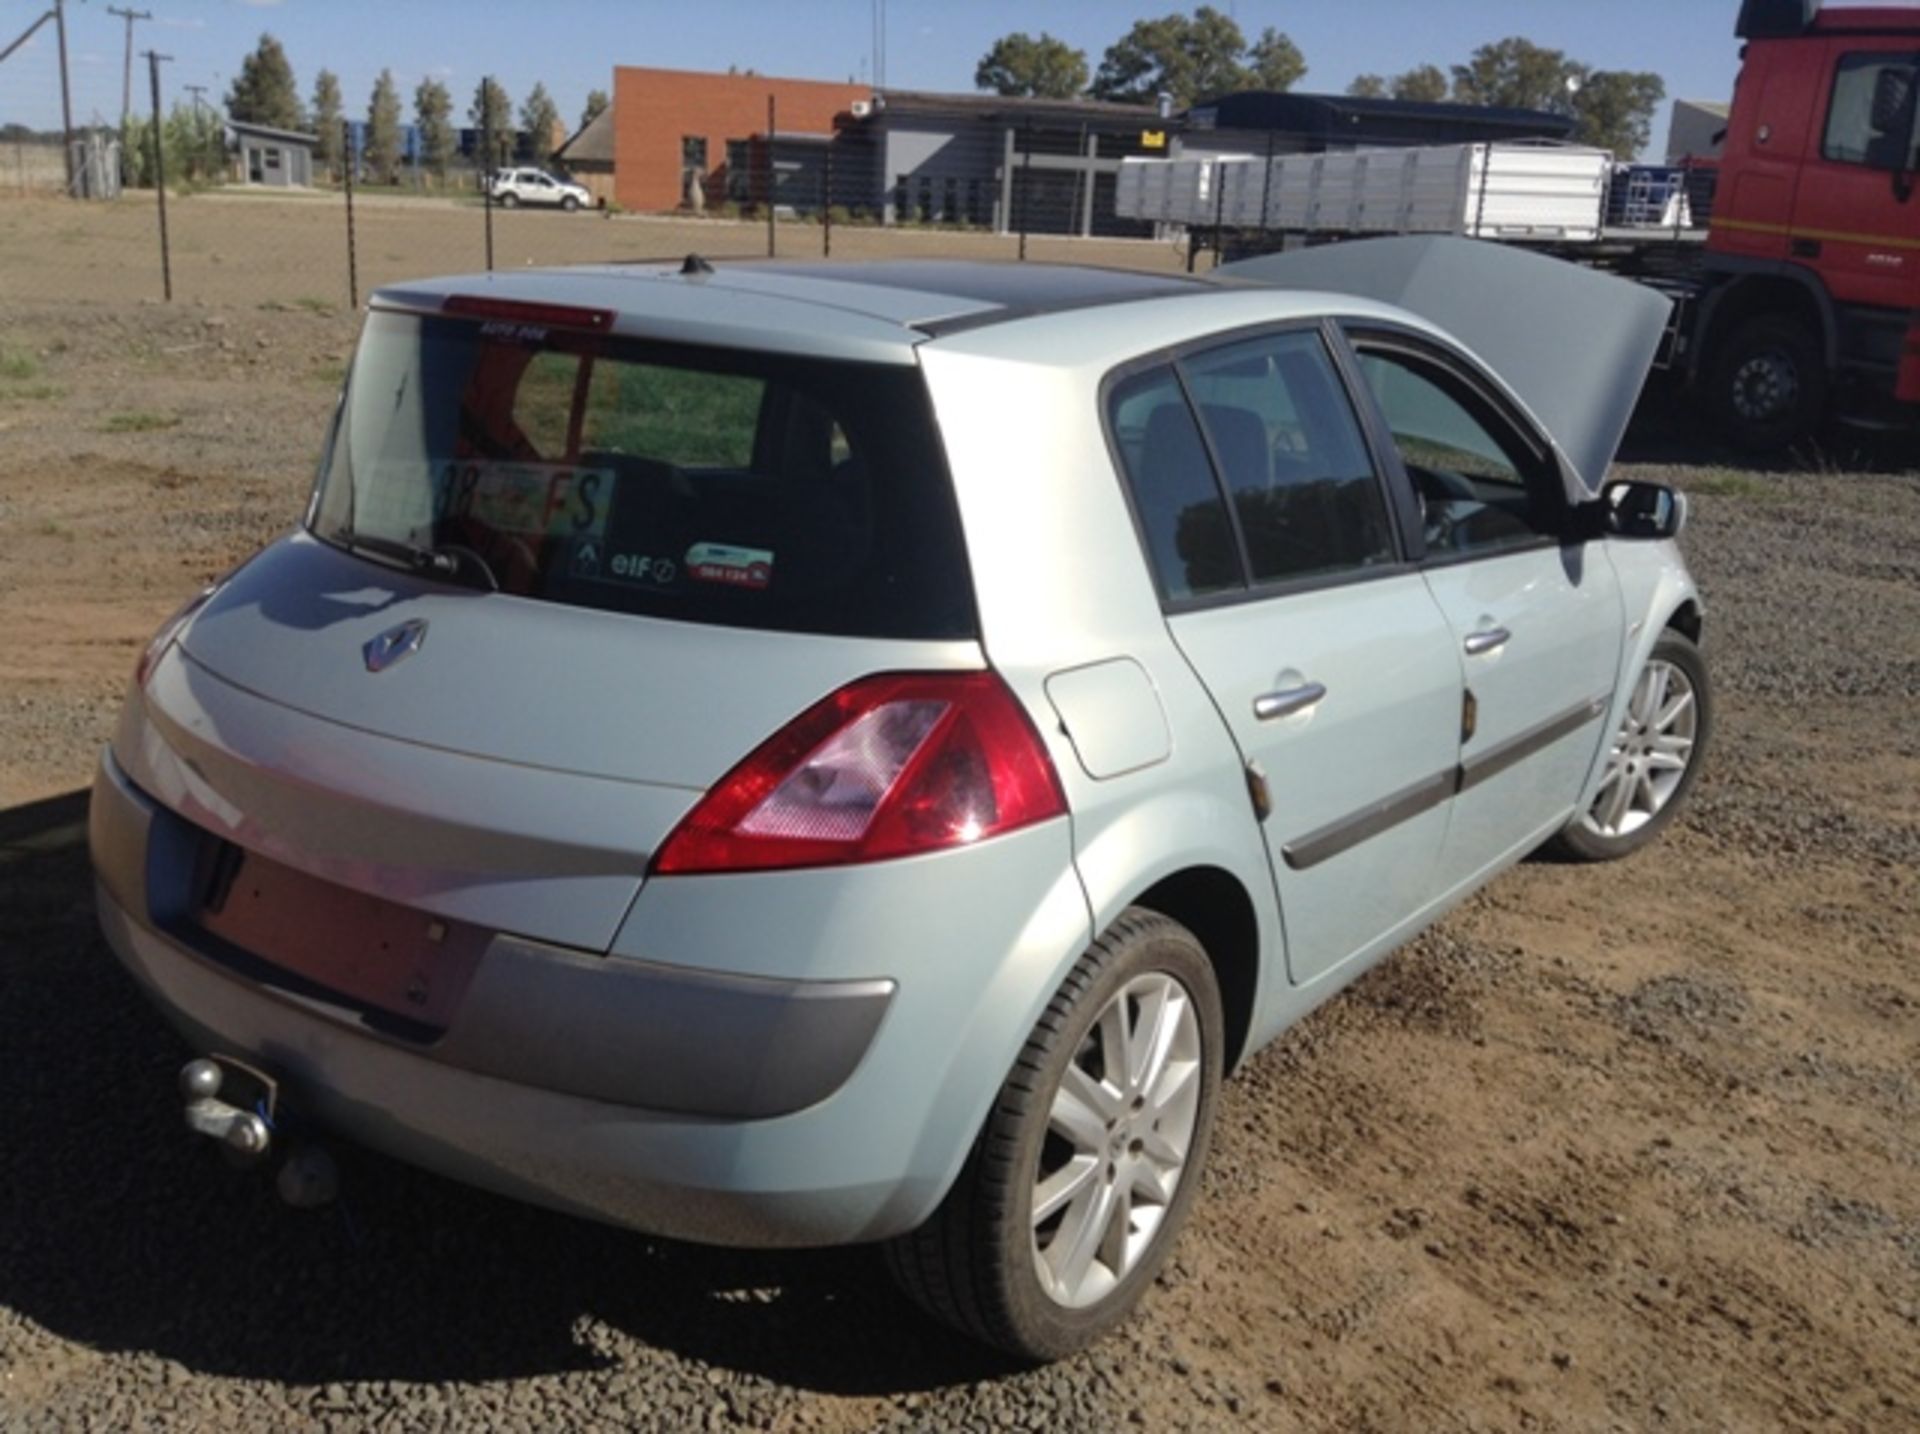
[90,746,1091,1246]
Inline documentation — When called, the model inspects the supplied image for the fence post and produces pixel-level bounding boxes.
[342,118,358,309]
[1017,123,1031,262]
[482,82,495,272]
[145,48,171,301]
[765,94,776,259]
[822,140,832,258]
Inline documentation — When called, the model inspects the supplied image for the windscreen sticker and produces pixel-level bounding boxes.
[430,462,611,539]
[685,541,773,590]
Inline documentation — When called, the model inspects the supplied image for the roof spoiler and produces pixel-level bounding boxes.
[1736,0,1819,40]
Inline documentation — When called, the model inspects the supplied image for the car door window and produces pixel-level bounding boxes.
[1353,347,1564,559]
[1824,52,1920,169]
[1181,331,1396,586]
[1107,365,1243,602]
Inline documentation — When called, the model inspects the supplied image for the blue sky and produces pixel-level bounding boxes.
[6,1,1917,139]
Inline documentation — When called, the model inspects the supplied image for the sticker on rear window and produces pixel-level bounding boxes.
[428,462,611,539]
[686,542,773,590]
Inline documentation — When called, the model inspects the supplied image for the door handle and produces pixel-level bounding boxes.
[1253,682,1327,721]
[1463,626,1511,657]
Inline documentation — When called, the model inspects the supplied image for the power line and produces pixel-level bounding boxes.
[107,6,151,126]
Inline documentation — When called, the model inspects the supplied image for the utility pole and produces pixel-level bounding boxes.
[55,0,76,194]
[184,83,206,117]
[144,48,172,300]
[107,7,150,125]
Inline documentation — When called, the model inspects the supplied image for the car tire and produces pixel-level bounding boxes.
[1707,313,1826,454]
[499,192,519,209]
[1549,629,1711,863]
[561,194,580,212]
[885,909,1224,1361]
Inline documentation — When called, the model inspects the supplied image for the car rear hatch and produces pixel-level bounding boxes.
[139,296,982,955]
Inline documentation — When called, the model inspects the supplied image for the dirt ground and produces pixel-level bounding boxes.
[0,197,1916,1432]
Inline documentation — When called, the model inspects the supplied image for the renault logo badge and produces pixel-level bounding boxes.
[364,618,428,673]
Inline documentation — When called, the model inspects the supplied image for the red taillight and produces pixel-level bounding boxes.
[134,585,217,689]
[441,295,614,331]
[652,672,1068,875]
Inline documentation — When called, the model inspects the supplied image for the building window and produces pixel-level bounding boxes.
[917,176,932,223]
[942,177,958,223]
[726,139,752,202]
[681,135,708,171]
[264,147,282,171]
[893,173,909,220]
[967,178,984,225]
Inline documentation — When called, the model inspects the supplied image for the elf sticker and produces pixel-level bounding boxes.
[686,542,774,590]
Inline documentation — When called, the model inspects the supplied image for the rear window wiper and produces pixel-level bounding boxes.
[329,529,500,592]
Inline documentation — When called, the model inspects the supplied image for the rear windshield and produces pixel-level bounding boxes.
[310,309,977,639]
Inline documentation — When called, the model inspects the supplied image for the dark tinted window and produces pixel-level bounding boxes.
[1823,52,1920,169]
[312,311,976,639]
[1107,365,1242,601]
[1182,331,1396,585]
[1355,347,1562,558]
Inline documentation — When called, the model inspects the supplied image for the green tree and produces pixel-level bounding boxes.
[1451,37,1585,112]
[415,77,454,182]
[163,101,225,182]
[519,81,560,163]
[365,68,403,184]
[1572,69,1667,159]
[1392,64,1451,103]
[225,33,304,131]
[974,31,1089,99]
[580,87,609,130]
[311,69,343,180]
[1091,6,1250,108]
[470,76,513,168]
[1347,73,1387,99]
[1246,27,1306,93]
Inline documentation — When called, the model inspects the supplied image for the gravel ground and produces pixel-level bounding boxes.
[1,256,1917,1431]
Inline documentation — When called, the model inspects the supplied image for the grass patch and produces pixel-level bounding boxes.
[309,361,348,387]
[1690,470,1779,499]
[37,519,75,540]
[102,410,181,434]
[259,296,338,314]
[1,383,63,402]
[0,348,40,381]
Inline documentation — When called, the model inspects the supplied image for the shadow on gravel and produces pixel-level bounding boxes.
[1617,393,1918,474]
[0,790,1013,1396]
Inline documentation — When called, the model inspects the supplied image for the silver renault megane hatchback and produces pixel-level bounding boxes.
[91,240,1709,1360]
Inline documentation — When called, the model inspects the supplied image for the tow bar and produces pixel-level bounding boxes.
[178,1056,341,1207]
[179,1056,274,1158]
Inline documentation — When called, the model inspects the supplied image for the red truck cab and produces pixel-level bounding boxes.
[1698,1,1920,445]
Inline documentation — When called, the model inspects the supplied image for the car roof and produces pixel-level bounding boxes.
[369,258,1439,367]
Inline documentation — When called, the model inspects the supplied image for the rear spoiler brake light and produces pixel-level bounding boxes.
[440,295,615,331]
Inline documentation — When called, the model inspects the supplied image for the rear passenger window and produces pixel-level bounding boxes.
[1181,331,1396,585]
[1107,365,1243,601]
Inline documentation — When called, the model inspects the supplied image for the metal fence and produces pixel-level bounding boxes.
[3,85,1203,312]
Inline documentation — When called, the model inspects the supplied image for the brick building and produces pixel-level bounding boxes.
[610,66,866,212]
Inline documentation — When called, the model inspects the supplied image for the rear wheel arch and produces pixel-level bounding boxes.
[1697,271,1834,374]
[1125,866,1260,1074]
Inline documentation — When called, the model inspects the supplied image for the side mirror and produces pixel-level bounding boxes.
[1597,479,1687,540]
[1870,66,1917,140]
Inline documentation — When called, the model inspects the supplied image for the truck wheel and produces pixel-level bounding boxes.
[885,910,1223,1361]
[1707,314,1826,453]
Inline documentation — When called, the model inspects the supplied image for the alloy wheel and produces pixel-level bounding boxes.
[1030,972,1202,1309]
[1581,658,1699,839]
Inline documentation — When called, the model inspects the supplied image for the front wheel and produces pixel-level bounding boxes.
[498,191,519,209]
[1707,313,1826,454]
[1550,629,1711,862]
[886,910,1223,1361]
[561,194,580,212]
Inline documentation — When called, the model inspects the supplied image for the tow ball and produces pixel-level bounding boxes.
[179,1057,341,1208]
[179,1056,274,1158]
